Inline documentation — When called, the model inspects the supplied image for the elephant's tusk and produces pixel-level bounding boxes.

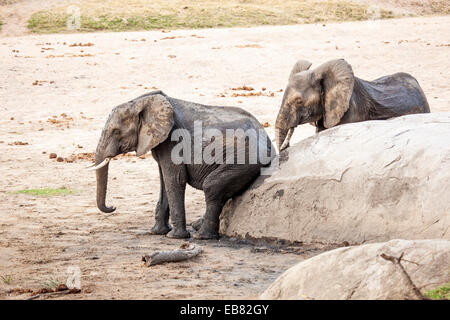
[87,158,110,171]
[280,128,294,151]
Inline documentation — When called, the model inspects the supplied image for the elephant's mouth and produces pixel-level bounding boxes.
[276,109,323,151]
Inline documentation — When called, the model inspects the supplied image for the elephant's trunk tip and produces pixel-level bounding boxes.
[98,204,116,213]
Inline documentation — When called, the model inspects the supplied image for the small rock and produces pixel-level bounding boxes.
[56,284,68,292]
[49,153,57,159]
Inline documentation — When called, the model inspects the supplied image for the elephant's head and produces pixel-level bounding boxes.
[92,93,174,213]
[275,59,354,151]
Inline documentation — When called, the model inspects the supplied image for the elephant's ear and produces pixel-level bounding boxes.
[314,59,354,128]
[134,94,174,156]
[289,59,312,80]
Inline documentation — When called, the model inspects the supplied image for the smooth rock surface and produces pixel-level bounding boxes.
[260,239,450,300]
[220,113,450,244]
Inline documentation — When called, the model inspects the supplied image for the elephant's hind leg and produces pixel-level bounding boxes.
[151,165,172,235]
[194,164,261,239]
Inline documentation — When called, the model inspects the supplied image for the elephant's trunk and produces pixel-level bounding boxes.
[275,96,294,152]
[276,127,294,152]
[275,105,296,152]
[275,127,288,152]
[95,153,116,213]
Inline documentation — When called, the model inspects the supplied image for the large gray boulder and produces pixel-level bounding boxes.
[260,239,450,300]
[220,113,450,244]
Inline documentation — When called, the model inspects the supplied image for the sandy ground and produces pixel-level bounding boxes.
[0,16,449,299]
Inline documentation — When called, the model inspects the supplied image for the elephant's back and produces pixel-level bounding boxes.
[168,97,265,130]
[359,73,430,114]
[167,96,275,168]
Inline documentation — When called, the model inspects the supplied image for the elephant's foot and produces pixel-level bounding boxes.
[190,218,204,231]
[166,228,190,239]
[150,223,172,235]
[193,224,219,240]
[193,230,219,240]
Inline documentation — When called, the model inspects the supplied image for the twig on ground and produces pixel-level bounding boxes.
[142,243,202,266]
[380,252,429,300]
[26,288,81,300]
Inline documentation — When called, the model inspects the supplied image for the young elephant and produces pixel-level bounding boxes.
[92,91,274,239]
[275,59,430,151]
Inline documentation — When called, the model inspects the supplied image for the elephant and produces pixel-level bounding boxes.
[91,90,274,240]
[275,59,430,151]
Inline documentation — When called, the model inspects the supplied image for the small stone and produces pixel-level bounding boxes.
[49,153,57,159]
[56,284,68,292]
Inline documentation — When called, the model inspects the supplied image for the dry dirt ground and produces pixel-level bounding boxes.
[0,16,449,299]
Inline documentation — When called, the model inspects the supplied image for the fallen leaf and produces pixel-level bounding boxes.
[231,85,254,91]
[235,44,263,48]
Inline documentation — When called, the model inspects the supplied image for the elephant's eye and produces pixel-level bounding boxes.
[113,129,121,136]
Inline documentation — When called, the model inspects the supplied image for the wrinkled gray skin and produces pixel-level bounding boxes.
[275,59,430,150]
[95,91,274,239]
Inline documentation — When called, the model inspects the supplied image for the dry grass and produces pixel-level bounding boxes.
[425,0,450,14]
[0,0,22,5]
[27,0,396,33]
[355,0,450,16]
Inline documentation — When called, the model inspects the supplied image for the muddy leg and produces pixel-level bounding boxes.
[162,165,190,239]
[195,164,260,240]
[190,218,204,231]
[151,165,171,235]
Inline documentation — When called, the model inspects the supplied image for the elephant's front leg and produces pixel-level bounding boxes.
[160,163,190,239]
[151,165,172,235]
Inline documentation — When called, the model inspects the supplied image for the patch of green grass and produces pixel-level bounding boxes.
[15,188,74,196]
[0,18,3,31]
[425,283,450,300]
[1,275,13,285]
[27,0,395,33]
[41,278,62,290]
[27,11,69,34]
